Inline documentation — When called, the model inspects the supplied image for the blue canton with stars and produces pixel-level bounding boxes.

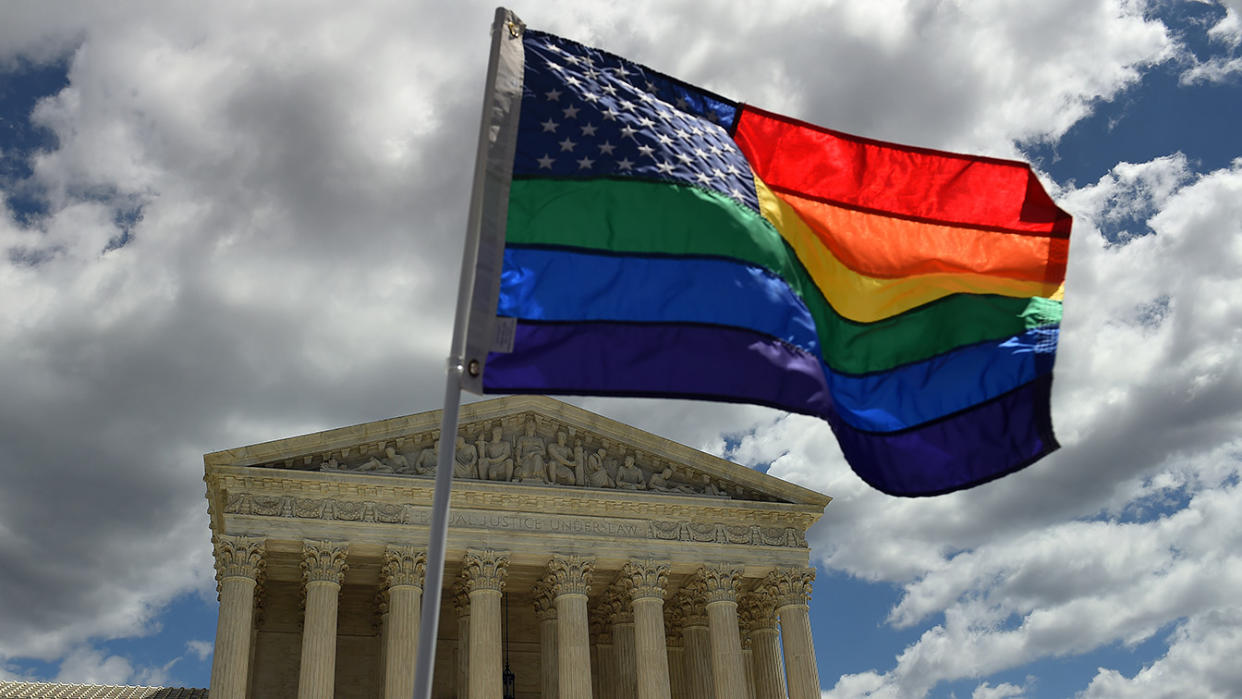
[514,30,761,213]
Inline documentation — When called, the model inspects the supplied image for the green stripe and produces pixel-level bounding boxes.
[507,177,1057,375]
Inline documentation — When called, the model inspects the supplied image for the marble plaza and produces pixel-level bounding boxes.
[205,395,831,699]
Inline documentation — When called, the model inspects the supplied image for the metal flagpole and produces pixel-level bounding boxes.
[412,8,514,699]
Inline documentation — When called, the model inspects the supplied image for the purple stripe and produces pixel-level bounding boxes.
[483,321,1057,496]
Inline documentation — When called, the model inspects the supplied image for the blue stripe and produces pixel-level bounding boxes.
[500,246,821,354]
[499,246,1058,432]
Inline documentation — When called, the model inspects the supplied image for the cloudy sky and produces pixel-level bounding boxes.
[2,1,1241,697]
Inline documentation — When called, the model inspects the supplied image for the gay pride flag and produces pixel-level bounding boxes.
[462,13,1071,496]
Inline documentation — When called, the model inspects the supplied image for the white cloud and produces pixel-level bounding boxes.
[973,681,1029,699]
[1078,608,1242,697]
[53,647,134,686]
[185,640,212,662]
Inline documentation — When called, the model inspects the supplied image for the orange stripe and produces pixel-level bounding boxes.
[772,189,1069,284]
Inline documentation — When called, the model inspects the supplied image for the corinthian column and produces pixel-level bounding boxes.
[532,578,559,699]
[381,546,426,699]
[741,591,786,699]
[701,564,746,699]
[298,540,349,699]
[622,560,672,699]
[675,579,712,699]
[548,554,595,699]
[462,549,510,699]
[612,594,637,699]
[769,567,820,699]
[664,603,688,699]
[209,535,265,699]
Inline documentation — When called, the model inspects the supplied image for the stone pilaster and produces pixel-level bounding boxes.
[741,591,786,699]
[298,540,348,699]
[210,535,265,699]
[622,560,672,699]
[767,567,819,699]
[533,577,559,699]
[462,549,510,699]
[702,564,746,699]
[548,554,595,699]
[381,546,425,699]
[453,585,471,699]
[676,579,712,699]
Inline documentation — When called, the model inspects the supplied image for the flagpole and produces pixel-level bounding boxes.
[411,8,512,699]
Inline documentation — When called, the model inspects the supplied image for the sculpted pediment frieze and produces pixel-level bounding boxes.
[243,409,784,503]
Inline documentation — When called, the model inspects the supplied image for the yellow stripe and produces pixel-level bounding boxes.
[753,176,1063,322]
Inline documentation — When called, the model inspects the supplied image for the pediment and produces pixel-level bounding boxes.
[204,395,829,508]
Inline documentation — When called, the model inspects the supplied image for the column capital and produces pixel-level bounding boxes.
[382,545,427,590]
[674,578,708,627]
[700,563,744,605]
[301,540,348,585]
[764,566,815,608]
[532,577,558,621]
[462,548,510,593]
[621,559,669,601]
[664,600,686,636]
[605,584,635,624]
[213,534,266,585]
[453,582,472,617]
[739,591,779,633]
[547,553,595,597]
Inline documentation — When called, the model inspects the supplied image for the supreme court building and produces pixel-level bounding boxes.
[204,395,831,699]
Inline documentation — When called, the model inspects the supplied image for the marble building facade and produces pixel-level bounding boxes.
[204,395,831,699]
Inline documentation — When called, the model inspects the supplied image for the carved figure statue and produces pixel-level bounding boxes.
[320,456,341,471]
[454,435,479,479]
[414,442,438,475]
[382,446,412,474]
[477,425,514,481]
[700,474,726,497]
[546,431,579,485]
[357,448,395,473]
[584,447,615,488]
[514,419,548,483]
[615,454,647,490]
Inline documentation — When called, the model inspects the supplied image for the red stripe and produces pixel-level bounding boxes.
[733,105,1072,237]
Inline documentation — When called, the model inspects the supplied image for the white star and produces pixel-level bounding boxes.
[548,62,565,73]
[690,125,703,135]
[537,154,555,169]
[637,116,655,128]
[727,164,740,175]
[559,137,577,152]
[675,129,691,140]
[545,43,563,54]
[583,56,595,66]
[638,92,654,102]
[645,80,659,91]
[695,172,712,184]
[541,119,558,133]
[620,124,638,139]
[656,109,674,122]
[584,68,600,80]
[675,97,690,110]
[565,55,580,65]
[602,108,620,121]
[676,153,693,164]
[577,156,595,169]
[713,168,727,179]
[601,83,618,95]
[709,144,722,155]
[581,123,598,136]
[637,144,655,158]
[598,141,616,155]
[583,92,599,102]
[656,160,675,174]
[656,133,674,146]
[730,188,745,201]
[616,157,634,171]
[545,88,562,101]
[562,105,580,119]
[619,100,635,111]
[694,148,709,159]
[615,65,631,78]
[565,75,581,86]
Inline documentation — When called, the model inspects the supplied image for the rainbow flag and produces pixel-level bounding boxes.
[462,15,1070,496]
